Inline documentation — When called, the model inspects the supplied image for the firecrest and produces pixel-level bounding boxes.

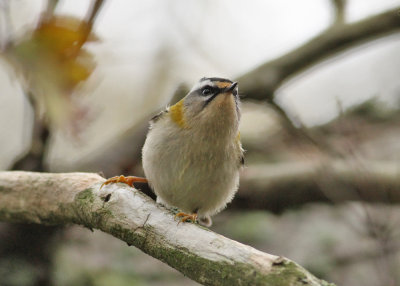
[102,77,244,227]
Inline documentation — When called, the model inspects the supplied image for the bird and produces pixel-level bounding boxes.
[102,77,244,227]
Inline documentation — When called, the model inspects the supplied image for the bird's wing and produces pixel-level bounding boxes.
[236,132,245,167]
[240,154,245,166]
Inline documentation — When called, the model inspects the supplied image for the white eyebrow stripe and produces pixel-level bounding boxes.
[190,79,213,92]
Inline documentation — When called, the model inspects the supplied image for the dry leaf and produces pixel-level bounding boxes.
[6,15,98,133]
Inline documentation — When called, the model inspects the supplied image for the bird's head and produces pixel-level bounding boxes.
[169,77,240,131]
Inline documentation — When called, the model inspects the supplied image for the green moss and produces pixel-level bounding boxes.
[144,241,335,286]
[69,188,335,286]
[72,188,116,231]
[75,189,95,205]
[91,208,113,229]
[103,217,336,285]
[71,189,95,226]
[45,179,55,187]
[108,224,150,248]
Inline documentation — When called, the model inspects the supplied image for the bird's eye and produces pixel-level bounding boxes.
[202,88,212,96]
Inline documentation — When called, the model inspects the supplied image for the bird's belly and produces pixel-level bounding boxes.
[144,142,239,216]
[171,161,238,214]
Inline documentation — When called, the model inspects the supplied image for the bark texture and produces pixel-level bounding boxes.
[0,171,334,286]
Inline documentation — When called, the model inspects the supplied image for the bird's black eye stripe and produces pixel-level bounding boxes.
[200,85,218,96]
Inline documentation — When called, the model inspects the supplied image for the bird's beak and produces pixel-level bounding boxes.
[225,82,238,93]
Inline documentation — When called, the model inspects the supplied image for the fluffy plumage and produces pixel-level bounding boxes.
[142,77,243,226]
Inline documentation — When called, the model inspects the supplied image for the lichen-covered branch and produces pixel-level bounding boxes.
[0,171,334,286]
[238,7,400,100]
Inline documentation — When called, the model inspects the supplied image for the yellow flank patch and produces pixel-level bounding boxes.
[169,99,186,128]
[216,81,232,89]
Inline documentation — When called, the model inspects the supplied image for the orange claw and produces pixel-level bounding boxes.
[100,175,148,189]
[175,212,198,225]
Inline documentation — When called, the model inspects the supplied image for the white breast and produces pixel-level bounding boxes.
[142,115,241,217]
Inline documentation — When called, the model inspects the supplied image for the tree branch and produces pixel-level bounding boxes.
[331,0,347,24]
[0,171,334,286]
[235,161,400,213]
[238,7,400,100]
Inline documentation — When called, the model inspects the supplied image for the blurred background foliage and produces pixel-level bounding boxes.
[0,0,400,285]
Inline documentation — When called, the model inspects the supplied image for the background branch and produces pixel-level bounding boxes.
[0,171,334,286]
[237,6,400,101]
[235,161,400,213]
[76,7,400,177]
[331,0,347,24]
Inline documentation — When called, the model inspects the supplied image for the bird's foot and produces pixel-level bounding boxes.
[175,212,198,224]
[100,175,148,189]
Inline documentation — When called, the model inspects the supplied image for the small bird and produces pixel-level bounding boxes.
[102,77,244,227]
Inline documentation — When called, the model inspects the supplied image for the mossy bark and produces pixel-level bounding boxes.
[0,171,335,286]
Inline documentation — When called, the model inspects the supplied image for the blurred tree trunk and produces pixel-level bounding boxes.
[1,99,61,286]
